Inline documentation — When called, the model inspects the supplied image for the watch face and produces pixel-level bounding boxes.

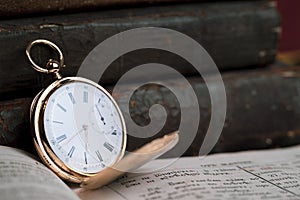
[42,81,125,174]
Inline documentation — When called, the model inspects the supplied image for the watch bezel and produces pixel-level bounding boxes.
[30,77,127,183]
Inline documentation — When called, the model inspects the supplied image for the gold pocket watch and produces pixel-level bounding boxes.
[26,39,179,189]
[27,39,127,183]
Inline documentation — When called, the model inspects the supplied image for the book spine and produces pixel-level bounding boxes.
[0,0,193,18]
[1,66,299,155]
[0,1,279,99]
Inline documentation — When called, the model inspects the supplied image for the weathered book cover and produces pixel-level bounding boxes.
[0,0,194,18]
[0,1,279,99]
[1,66,299,155]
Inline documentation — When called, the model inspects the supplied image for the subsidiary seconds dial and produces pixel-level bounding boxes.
[43,81,125,174]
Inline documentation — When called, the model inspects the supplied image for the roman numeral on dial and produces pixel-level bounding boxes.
[68,146,75,158]
[57,103,67,112]
[95,150,103,162]
[56,134,67,143]
[83,91,88,103]
[53,121,63,125]
[103,142,114,152]
[68,92,76,104]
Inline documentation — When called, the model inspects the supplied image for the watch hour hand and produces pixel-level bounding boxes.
[95,105,106,125]
[84,128,89,153]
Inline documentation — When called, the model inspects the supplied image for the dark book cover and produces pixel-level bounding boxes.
[1,66,299,155]
[0,1,280,100]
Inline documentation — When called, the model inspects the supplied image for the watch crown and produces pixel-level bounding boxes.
[46,59,63,80]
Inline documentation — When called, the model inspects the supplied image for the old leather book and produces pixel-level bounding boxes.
[1,66,298,155]
[0,1,279,99]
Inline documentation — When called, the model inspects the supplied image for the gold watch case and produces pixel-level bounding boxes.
[30,77,127,183]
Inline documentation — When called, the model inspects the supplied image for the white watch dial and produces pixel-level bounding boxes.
[43,81,124,174]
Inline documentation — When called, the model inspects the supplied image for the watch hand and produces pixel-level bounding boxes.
[61,128,84,146]
[95,105,106,125]
[82,125,98,164]
[84,128,88,151]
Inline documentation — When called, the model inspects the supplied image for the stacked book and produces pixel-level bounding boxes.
[0,0,295,156]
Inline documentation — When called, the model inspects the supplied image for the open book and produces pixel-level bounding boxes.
[1,145,300,200]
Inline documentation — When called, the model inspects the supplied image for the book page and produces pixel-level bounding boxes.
[0,146,79,200]
[76,145,300,200]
